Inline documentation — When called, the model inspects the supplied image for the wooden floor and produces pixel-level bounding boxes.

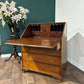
[0,57,84,84]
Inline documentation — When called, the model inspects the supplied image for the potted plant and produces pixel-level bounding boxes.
[0,0,29,39]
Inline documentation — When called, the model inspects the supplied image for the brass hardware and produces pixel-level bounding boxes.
[50,58,55,62]
[50,68,55,72]
[26,64,30,67]
[26,54,29,58]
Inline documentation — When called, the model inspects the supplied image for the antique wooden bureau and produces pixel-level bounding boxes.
[5,22,67,81]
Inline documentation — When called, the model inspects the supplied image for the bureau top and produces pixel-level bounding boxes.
[5,37,61,49]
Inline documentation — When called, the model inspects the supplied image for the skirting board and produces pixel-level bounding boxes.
[1,53,21,58]
[67,57,84,72]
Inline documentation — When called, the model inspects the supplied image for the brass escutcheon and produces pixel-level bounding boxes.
[26,64,30,67]
[50,68,55,72]
[26,54,29,57]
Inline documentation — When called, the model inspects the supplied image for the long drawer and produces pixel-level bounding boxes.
[21,46,61,56]
[22,61,60,75]
[22,52,60,65]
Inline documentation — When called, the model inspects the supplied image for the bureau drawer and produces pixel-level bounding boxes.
[21,46,61,56]
[22,61,60,75]
[22,52,60,65]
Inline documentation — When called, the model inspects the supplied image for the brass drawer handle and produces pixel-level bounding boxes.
[26,64,30,67]
[50,68,55,72]
[50,58,55,62]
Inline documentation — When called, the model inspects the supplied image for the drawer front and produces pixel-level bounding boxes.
[21,46,61,56]
[22,52,60,65]
[22,61,60,75]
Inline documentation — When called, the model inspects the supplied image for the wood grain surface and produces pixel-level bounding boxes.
[22,47,61,56]
[22,52,61,65]
[5,37,61,49]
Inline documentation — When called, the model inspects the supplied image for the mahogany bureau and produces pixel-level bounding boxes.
[5,22,67,81]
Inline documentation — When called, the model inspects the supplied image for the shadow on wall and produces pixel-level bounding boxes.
[67,32,84,71]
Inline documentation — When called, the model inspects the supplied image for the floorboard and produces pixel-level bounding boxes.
[0,57,84,84]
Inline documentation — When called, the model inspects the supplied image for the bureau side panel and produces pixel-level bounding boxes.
[61,23,67,76]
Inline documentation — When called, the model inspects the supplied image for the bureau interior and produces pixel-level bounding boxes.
[21,23,65,38]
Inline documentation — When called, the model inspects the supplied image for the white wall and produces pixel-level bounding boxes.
[56,0,84,71]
